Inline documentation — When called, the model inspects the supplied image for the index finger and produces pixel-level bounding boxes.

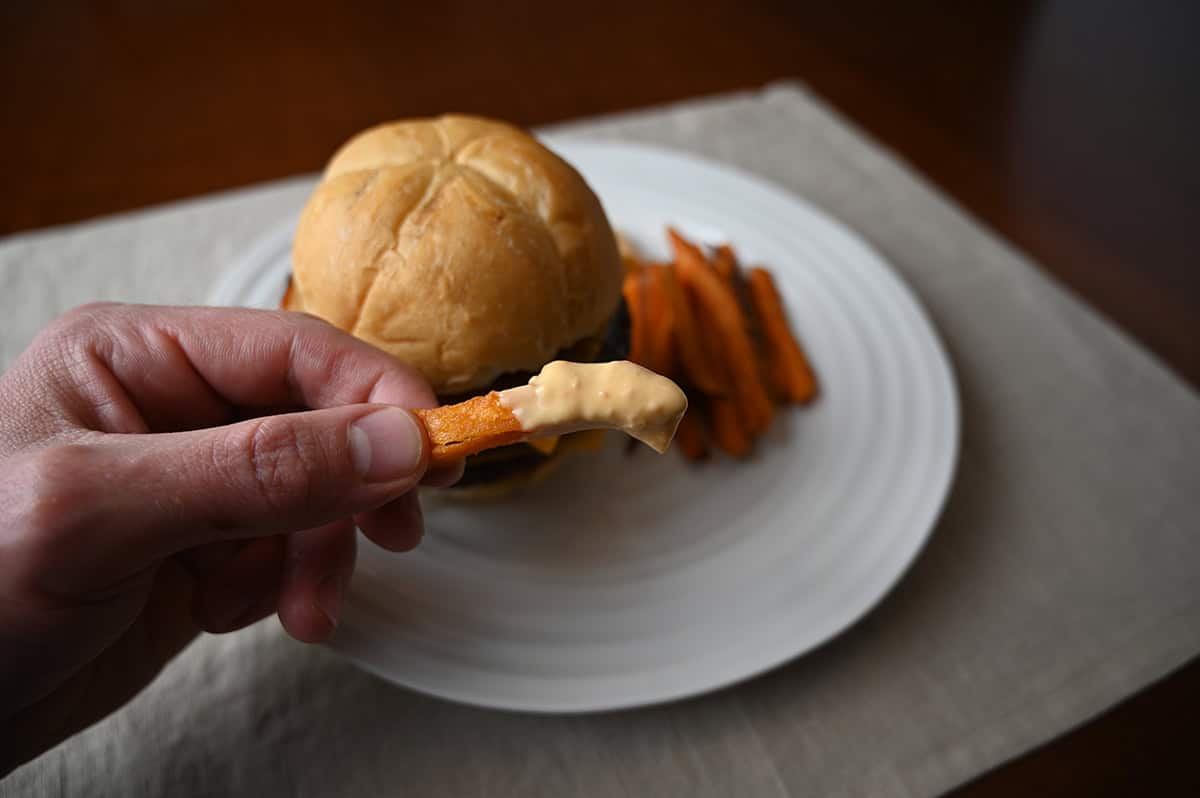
[67,304,438,427]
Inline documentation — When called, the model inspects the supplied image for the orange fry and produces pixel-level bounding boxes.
[710,397,751,458]
[669,228,774,435]
[674,408,709,461]
[622,272,648,367]
[645,266,678,377]
[667,227,710,277]
[746,268,819,404]
[413,393,525,464]
[281,276,297,310]
[418,362,689,464]
[716,247,778,407]
[711,244,737,283]
[659,262,723,394]
[687,281,732,391]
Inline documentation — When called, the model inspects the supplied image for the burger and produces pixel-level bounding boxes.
[284,114,628,494]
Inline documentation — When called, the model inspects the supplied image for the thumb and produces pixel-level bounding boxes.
[29,405,428,570]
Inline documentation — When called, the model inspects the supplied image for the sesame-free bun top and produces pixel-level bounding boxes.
[287,114,622,394]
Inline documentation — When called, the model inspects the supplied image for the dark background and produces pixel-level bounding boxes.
[2,1,1197,794]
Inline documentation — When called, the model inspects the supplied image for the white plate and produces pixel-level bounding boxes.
[208,140,959,713]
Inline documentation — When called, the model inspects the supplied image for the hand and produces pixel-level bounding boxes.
[0,303,461,774]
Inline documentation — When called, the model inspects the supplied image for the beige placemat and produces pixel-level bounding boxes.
[3,83,1199,798]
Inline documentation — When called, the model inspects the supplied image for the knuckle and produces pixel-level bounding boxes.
[51,302,121,334]
[70,300,122,317]
[224,417,328,515]
[6,445,96,569]
[32,302,125,359]
[22,445,92,529]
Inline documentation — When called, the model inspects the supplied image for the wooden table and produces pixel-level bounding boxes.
[2,2,1197,794]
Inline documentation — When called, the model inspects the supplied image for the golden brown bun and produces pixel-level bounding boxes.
[287,115,622,394]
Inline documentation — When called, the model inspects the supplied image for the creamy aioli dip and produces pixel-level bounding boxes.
[498,361,688,452]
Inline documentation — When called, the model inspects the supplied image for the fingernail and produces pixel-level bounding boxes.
[315,575,343,632]
[350,408,425,482]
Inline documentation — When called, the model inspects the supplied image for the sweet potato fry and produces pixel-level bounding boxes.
[710,397,751,458]
[669,228,774,435]
[746,267,818,404]
[645,266,678,378]
[418,362,689,464]
[667,227,709,276]
[281,276,296,310]
[687,284,732,390]
[622,272,648,367]
[414,393,525,464]
[658,262,723,394]
[714,252,777,419]
[716,247,779,407]
[674,408,709,461]
[711,244,737,283]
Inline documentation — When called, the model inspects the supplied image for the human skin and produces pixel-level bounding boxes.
[0,303,461,774]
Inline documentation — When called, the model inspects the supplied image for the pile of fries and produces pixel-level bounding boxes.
[622,228,818,460]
